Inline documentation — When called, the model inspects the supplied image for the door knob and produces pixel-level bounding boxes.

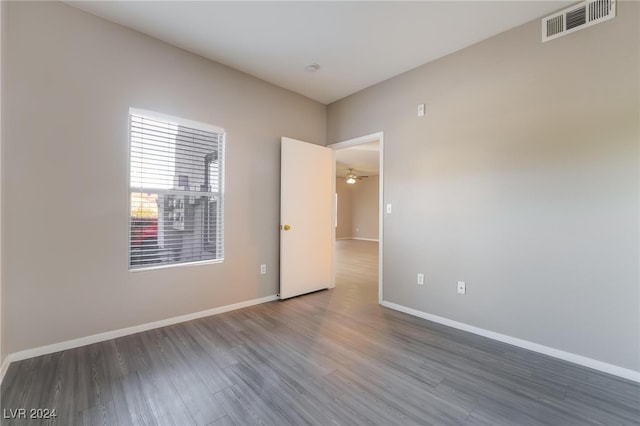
[283,224,291,231]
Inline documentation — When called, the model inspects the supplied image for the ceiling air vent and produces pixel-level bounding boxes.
[542,0,616,42]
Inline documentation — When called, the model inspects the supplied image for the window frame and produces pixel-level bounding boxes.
[127,107,225,272]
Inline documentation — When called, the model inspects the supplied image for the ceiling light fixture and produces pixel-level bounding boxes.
[344,168,367,185]
[305,63,320,72]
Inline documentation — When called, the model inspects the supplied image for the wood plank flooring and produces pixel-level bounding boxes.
[2,239,639,425]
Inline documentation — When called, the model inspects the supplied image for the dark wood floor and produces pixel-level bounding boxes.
[2,239,639,425]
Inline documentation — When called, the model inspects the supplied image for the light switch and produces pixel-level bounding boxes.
[386,203,392,214]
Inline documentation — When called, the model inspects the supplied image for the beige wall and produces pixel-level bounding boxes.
[0,0,4,369]
[335,179,353,239]
[351,175,379,240]
[3,0,639,376]
[328,3,639,372]
[3,2,326,355]
[336,176,379,240]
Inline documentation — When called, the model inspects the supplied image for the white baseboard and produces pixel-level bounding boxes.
[381,300,640,383]
[6,296,636,384]
[336,237,379,242]
[0,356,10,384]
[5,295,279,369]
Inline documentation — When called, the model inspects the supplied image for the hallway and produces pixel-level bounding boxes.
[303,239,379,317]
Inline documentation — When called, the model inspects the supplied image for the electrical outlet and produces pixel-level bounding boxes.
[417,103,425,117]
[457,281,466,295]
[260,264,267,275]
[417,273,424,285]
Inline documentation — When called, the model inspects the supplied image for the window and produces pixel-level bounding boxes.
[129,108,225,270]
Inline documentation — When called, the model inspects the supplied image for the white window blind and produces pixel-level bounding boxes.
[129,108,225,270]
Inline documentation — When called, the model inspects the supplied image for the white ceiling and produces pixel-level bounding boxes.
[335,140,380,178]
[68,1,571,104]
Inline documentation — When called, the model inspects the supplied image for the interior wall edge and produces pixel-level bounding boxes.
[1,293,278,382]
[327,2,639,372]
[4,1,326,355]
[381,300,640,383]
[0,356,8,386]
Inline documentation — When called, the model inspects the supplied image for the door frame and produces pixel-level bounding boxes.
[328,131,384,304]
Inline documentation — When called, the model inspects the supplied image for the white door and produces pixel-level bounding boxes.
[280,137,333,299]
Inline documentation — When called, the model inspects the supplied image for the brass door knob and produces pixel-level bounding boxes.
[283,224,291,231]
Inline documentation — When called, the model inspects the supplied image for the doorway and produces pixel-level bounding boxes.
[329,132,384,304]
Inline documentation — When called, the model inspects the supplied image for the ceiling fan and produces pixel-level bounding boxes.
[342,168,368,184]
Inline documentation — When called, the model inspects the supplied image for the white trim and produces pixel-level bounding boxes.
[352,237,379,242]
[378,133,384,304]
[130,258,223,273]
[129,107,225,134]
[0,0,3,387]
[0,0,4,389]
[330,151,337,289]
[335,237,352,240]
[0,357,9,385]
[127,107,227,271]
[5,295,278,366]
[329,133,381,150]
[329,131,384,305]
[381,301,640,383]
